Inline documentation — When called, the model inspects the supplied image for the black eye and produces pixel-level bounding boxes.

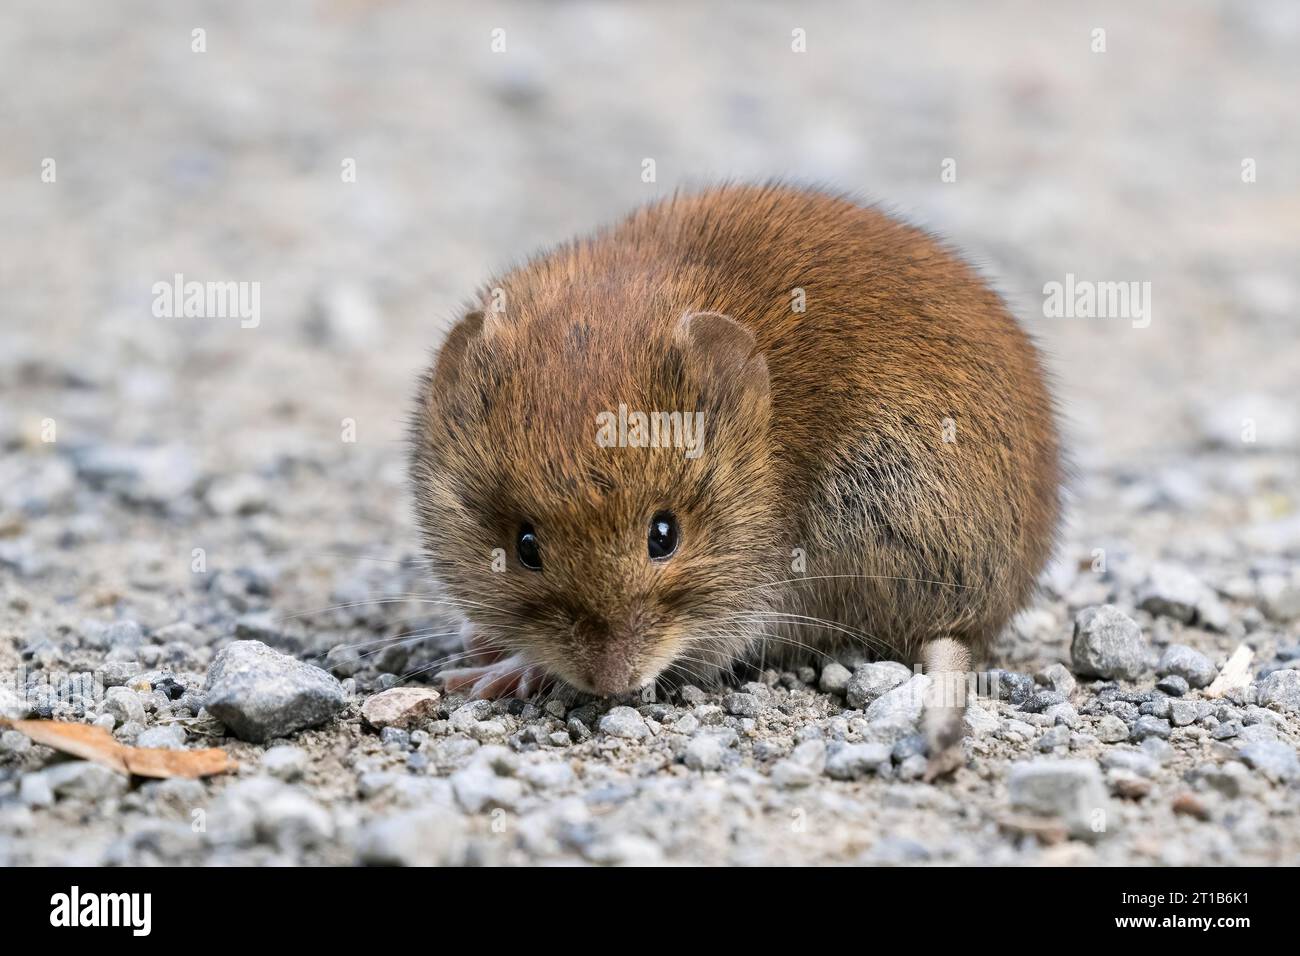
[516,523,542,571]
[647,511,678,561]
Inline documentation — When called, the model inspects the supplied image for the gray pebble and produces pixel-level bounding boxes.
[723,692,760,717]
[1131,716,1172,741]
[1169,700,1199,727]
[1136,564,1207,625]
[41,761,129,800]
[1212,720,1242,740]
[684,735,725,771]
[134,724,187,749]
[103,686,146,726]
[202,640,346,743]
[1157,644,1216,689]
[1071,605,1148,681]
[598,706,649,741]
[1256,669,1300,713]
[845,661,911,709]
[825,742,891,780]
[770,739,826,788]
[1,729,32,754]
[261,745,309,781]
[1155,674,1190,697]
[989,669,1036,706]
[1039,662,1077,697]
[1237,740,1300,783]
[356,807,466,866]
[818,662,852,695]
[1038,725,1071,751]
[1007,759,1111,841]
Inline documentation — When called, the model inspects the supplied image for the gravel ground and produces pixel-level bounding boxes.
[2,1,1298,865]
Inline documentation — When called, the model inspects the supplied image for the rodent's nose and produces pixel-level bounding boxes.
[585,655,638,697]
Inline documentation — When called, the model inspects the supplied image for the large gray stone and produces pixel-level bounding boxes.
[203,640,345,743]
[1071,605,1148,680]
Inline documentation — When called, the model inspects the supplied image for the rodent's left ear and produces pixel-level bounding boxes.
[675,310,770,399]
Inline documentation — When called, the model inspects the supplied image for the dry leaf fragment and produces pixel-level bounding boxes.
[1204,644,1254,699]
[0,718,237,779]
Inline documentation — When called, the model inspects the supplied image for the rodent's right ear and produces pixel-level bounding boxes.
[430,309,486,389]
[675,310,770,400]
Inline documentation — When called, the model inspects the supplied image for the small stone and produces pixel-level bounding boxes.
[381,727,411,750]
[963,701,999,737]
[673,713,700,735]
[722,691,759,717]
[520,760,575,790]
[1237,740,1300,783]
[1212,720,1242,740]
[1131,716,1172,741]
[547,732,571,747]
[262,745,309,781]
[846,661,912,709]
[0,686,32,723]
[1038,725,1071,751]
[989,669,1036,706]
[818,662,852,695]
[324,644,364,677]
[103,686,146,726]
[42,761,129,800]
[357,807,466,866]
[450,763,524,813]
[1,730,31,754]
[1137,564,1205,624]
[1257,669,1300,713]
[678,685,706,705]
[684,735,725,771]
[1260,579,1300,623]
[98,661,140,688]
[1007,759,1111,841]
[1169,700,1199,727]
[825,742,892,780]
[770,739,826,789]
[1155,674,1190,697]
[1046,702,1080,728]
[1096,714,1130,743]
[361,686,442,730]
[1071,605,1147,680]
[598,706,649,741]
[1039,663,1077,697]
[1023,690,1067,713]
[865,674,929,729]
[202,640,346,743]
[693,704,724,725]
[1157,645,1216,689]
[134,724,187,749]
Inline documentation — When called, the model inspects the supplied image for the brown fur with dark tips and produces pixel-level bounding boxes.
[409,184,1062,739]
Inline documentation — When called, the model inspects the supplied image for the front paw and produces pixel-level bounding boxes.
[438,653,546,700]
[921,704,967,782]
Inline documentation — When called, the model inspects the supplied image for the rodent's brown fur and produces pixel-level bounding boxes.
[410,183,1061,706]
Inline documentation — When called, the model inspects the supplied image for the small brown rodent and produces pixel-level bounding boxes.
[410,183,1061,776]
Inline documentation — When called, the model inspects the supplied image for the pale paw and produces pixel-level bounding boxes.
[438,653,546,700]
[921,703,967,782]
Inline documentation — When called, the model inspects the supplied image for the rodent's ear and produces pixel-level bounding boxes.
[675,310,770,398]
[430,309,486,389]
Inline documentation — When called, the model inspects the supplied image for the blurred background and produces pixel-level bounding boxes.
[1,0,1297,641]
